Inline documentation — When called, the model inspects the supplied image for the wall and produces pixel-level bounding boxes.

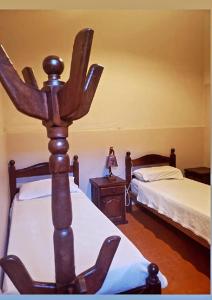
[1,10,209,195]
[0,88,9,285]
[203,11,210,167]
[1,10,208,132]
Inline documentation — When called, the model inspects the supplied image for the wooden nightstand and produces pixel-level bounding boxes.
[184,167,210,185]
[90,176,127,225]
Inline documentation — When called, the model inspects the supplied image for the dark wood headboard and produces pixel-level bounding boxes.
[8,155,79,206]
[125,148,176,188]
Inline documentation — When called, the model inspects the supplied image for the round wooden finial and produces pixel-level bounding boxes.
[73,155,78,161]
[42,56,65,86]
[146,263,161,293]
[9,160,15,166]
[148,263,159,276]
[43,55,64,77]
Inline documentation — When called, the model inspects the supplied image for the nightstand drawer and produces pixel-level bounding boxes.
[100,186,125,197]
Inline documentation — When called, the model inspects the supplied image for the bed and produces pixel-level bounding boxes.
[1,158,168,295]
[125,148,210,249]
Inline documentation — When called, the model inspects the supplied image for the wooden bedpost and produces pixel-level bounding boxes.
[145,263,161,294]
[125,151,132,212]
[8,160,17,206]
[125,151,132,188]
[170,148,176,167]
[73,155,79,186]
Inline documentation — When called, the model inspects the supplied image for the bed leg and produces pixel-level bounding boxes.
[145,263,161,294]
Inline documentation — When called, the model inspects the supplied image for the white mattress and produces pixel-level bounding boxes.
[131,178,210,244]
[3,190,167,294]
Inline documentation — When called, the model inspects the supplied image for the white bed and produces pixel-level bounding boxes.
[2,188,168,294]
[131,177,210,245]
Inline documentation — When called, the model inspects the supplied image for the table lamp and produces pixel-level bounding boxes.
[106,146,118,180]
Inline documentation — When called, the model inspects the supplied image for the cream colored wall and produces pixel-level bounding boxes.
[203,12,210,167]
[0,88,9,285]
[203,85,210,167]
[1,10,209,177]
[0,10,209,190]
[1,10,207,132]
[0,10,209,183]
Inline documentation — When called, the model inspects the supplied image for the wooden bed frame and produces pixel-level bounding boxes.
[8,156,79,208]
[125,148,210,249]
[6,159,162,294]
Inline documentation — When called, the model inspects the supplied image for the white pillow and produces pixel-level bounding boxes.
[133,165,183,182]
[19,176,79,200]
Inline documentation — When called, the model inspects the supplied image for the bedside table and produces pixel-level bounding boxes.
[89,176,127,225]
[184,167,210,185]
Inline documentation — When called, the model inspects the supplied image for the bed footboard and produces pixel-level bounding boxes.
[120,263,161,294]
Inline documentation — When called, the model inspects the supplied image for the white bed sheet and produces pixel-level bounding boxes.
[3,190,167,294]
[131,178,210,244]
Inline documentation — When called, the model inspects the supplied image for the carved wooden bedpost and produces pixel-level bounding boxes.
[145,263,161,294]
[8,160,17,205]
[73,155,79,186]
[125,151,132,212]
[170,148,176,167]
[0,28,121,294]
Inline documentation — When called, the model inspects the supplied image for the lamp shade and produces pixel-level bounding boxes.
[106,147,118,168]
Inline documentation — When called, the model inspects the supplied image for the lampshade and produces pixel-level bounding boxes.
[106,147,118,178]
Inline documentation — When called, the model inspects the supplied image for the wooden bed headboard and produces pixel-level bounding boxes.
[125,148,176,188]
[8,155,79,206]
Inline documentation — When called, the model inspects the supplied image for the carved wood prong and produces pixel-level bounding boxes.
[58,28,94,118]
[0,255,57,294]
[74,235,121,294]
[0,45,48,120]
[0,44,12,65]
[70,64,104,121]
[0,255,34,294]
[32,281,57,294]
[22,67,39,88]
